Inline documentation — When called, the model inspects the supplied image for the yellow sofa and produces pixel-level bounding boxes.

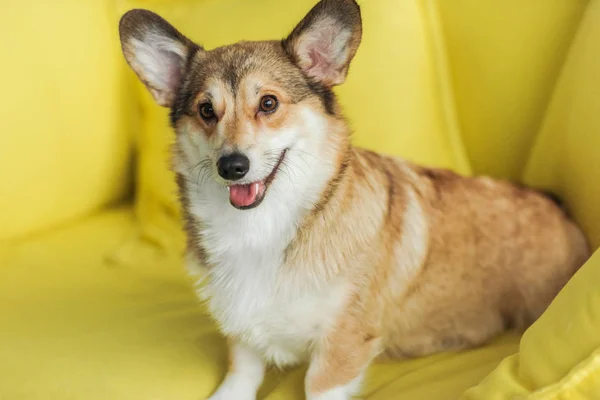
[2,0,600,398]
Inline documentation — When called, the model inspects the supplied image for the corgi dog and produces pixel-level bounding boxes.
[119,1,590,399]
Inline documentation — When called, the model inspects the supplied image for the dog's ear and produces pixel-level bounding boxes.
[283,0,362,88]
[119,9,200,107]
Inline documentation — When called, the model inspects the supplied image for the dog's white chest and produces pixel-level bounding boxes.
[202,256,348,367]
[187,183,349,366]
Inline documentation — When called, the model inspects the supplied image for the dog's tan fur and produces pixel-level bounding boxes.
[285,141,590,392]
[119,1,590,398]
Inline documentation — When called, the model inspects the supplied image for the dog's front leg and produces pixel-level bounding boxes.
[207,340,265,400]
[304,320,381,400]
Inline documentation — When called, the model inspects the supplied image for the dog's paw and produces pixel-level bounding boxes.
[306,393,356,400]
[205,380,257,400]
[306,377,364,400]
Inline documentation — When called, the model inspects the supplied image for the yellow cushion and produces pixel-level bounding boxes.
[117,0,472,244]
[0,207,520,400]
[0,0,133,241]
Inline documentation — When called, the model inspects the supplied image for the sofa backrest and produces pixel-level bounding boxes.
[437,0,588,179]
[2,0,596,247]
[0,0,134,241]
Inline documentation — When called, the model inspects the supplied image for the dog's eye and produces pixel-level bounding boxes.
[259,95,278,113]
[199,102,216,121]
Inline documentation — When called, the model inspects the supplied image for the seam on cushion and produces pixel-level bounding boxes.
[420,0,472,176]
[527,348,600,399]
[520,0,592,181]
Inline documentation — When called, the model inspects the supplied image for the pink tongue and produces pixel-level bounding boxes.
[229,182,265,208]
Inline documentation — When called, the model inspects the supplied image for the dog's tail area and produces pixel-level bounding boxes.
[512,181,566,212]
[539,189,567,212]
[538,189,591,273]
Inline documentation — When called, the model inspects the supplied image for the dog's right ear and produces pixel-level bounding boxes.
[283,0,362,88]
[119,9,200,107]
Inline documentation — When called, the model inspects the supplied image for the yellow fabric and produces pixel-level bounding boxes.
[0,207,520,400]
[2,0,600,399]
[460,251,600,399]
[0,0,133,241]
[436,0,588,179]
[117,0,472,241]
[460,1,600,396]
[523,0,600,248]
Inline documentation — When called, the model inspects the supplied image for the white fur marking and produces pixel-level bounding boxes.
[179,106,350,369]
[305,371,364,400]
[207,342,265,400]
[390,187,428,296]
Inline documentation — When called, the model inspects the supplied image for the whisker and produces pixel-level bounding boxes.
[277,163,294,187]
[293,149,320,161]
[281,159,307,179]
[295,153,315,171]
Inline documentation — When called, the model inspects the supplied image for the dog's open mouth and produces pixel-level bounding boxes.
[227,150,287,210]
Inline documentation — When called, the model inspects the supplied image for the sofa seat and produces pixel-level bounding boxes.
[0,207,520,400]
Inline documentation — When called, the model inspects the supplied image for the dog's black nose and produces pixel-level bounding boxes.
[217,153,250,181]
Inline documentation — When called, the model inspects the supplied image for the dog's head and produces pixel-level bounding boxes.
[119,0,361,211]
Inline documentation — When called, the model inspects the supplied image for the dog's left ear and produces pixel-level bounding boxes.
[119,9,200,107]
[283,0,362,88]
